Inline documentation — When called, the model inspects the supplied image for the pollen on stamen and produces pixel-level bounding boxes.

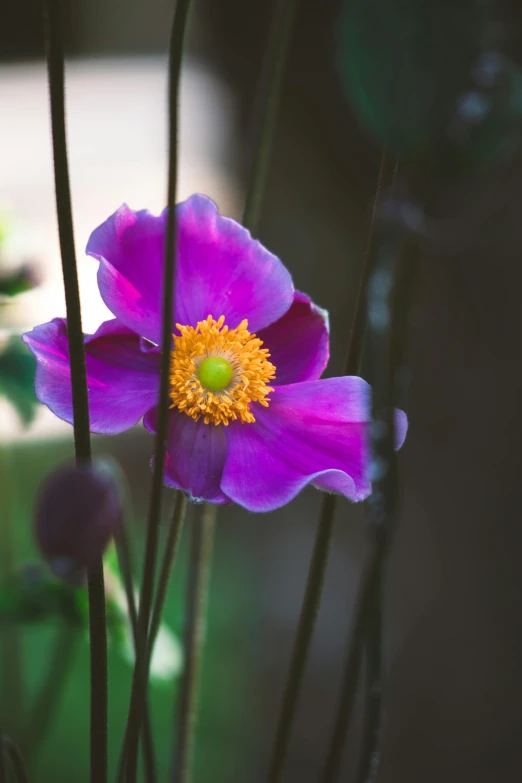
[168,315,276,426]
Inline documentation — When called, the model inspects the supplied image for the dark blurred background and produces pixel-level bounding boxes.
[1,1,522,781]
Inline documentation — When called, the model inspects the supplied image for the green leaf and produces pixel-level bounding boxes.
[103,549,183,684]
[0,338,39,427]
[0,565,86,626]
[0,265,39,298]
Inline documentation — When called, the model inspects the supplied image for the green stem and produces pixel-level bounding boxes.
[115,532,156,783]
[266,151,390,783]
[121,2,194,779]
[242,0,298,234]
[44,3,107,780]
[171,504,215,783]
[25,623,77,760]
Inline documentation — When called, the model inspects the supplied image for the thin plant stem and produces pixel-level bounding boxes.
[167,1,297,772]
[1,737,29,783]
[242,0,299,234]
[354,234,417,783]
[343,152,389,376]
[147,492,188,667]
[44,3,107,781]
[320,156,401,783]
[122,1,194,779]
[25,623,77,760]
[320,529,385,783]
[266,150,390,783]
[267,494,336,783]
[115,532,156,783]
[354,575,382,783]
[171,504,215,783]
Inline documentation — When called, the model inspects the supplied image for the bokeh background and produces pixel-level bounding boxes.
[1,1,522,781]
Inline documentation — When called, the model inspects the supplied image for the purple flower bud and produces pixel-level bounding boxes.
[35,459,123,585]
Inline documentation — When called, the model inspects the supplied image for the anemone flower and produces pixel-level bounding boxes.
[23,195,407,512]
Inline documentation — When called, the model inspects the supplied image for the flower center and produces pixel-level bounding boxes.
[197,356,233,392]
[169,315,276,426]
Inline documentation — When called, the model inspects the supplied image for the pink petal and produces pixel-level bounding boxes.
[22,318,160,434]
[257,291,330,385]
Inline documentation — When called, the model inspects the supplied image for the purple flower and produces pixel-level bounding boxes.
[23,195,407,512]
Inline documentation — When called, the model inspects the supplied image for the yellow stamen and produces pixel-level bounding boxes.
[169,315,276,426]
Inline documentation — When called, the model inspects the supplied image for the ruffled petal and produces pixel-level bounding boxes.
[87,205,166,343]
[144,408,230,505]
[22,318,160,434]
[174,195,294,331]
[257,290,329,385]
[221,378,407,512]
[87,195,294,342]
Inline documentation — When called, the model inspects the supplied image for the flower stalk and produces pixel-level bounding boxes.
[242,0,299,234]
[121,0,194,779]
[43,3,107,781]
[267,151,391,783]
[171,503,215,783]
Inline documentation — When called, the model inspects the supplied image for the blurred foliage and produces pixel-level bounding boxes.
[338,0,522,172]
[0,338,38,427]
[0,434,256,782]
[0,265,40,299]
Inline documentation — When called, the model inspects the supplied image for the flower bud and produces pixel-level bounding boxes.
[35,459,123,585]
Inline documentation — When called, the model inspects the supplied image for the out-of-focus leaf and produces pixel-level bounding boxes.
[0,338,39,426]
[0,264,40,298]
[0,564,85,626]
[103,547,183,684]
[337,0,522,171]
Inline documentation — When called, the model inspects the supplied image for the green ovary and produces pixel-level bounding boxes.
[197,356,233,392]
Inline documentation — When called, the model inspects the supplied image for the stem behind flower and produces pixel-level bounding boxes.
[121,1,194,780]
[171,504,215,783]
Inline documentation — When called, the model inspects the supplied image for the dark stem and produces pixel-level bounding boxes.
[86,563,109,783]
[122,1,193,779]
[25,623,77,760]
[266,495,336,783]
[242,0,299,234]
[319,529,385,783]
[115,531,156,783]
[354,231,417,783]
[1,737,29,783]
[355,571,383,783]
[171,503,215,783]
[320,156,399,783]
[44,3,107,781]
[344,152,389,376]
[266,150,390,783]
